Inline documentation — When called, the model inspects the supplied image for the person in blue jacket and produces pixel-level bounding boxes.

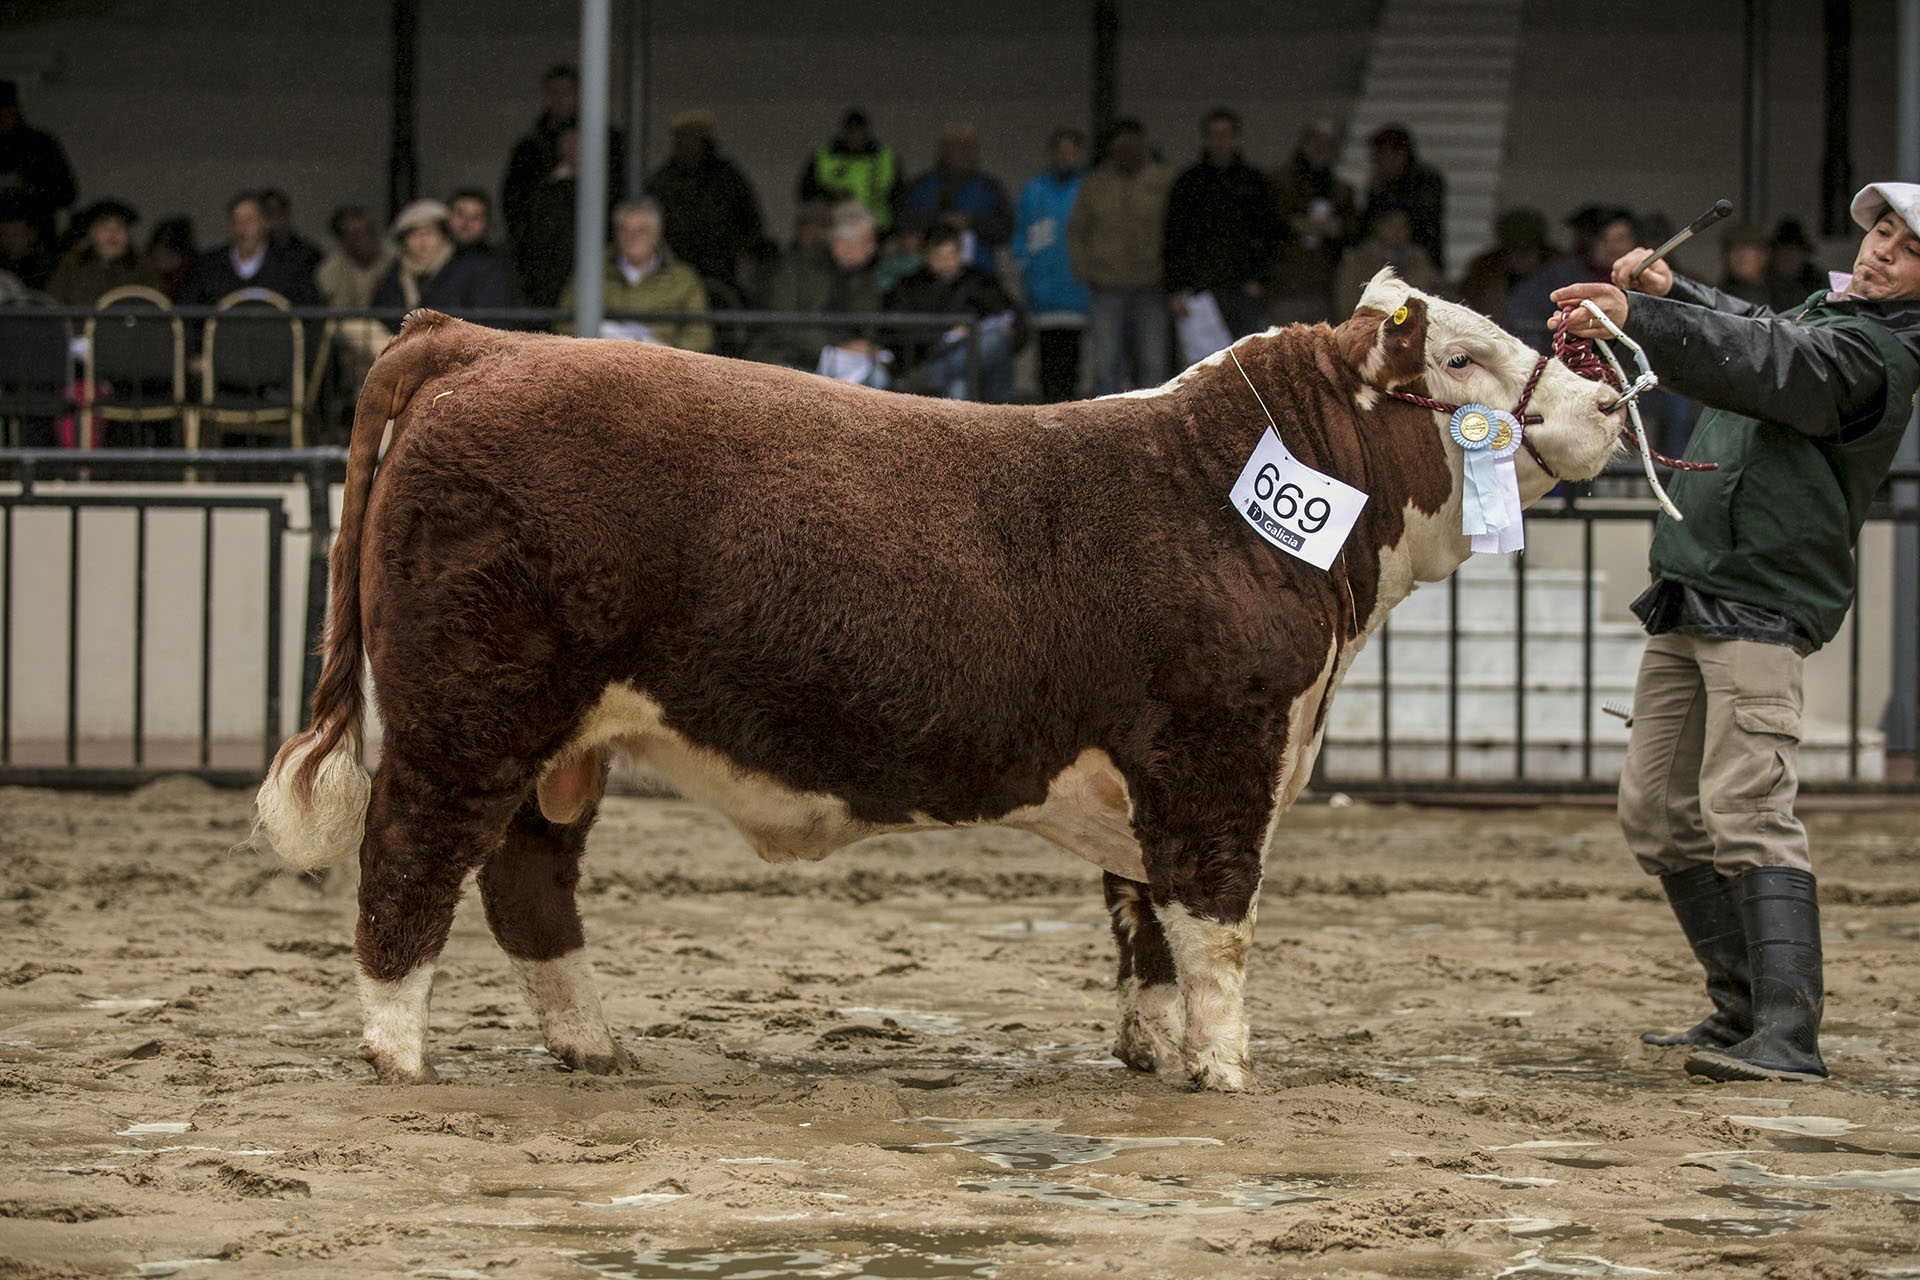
[1013,127,1090,402]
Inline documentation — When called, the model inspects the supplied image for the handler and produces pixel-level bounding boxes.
[1551,182,1920,1083]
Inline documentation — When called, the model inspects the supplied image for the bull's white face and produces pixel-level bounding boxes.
[1355,270,1622,502]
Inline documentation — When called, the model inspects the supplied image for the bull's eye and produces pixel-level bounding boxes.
[1445,353,1472,370]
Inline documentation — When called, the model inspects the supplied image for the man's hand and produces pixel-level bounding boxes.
[1611,248,1673,296]
[1549,282,1629,340]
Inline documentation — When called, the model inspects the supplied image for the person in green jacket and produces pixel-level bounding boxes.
[1552,183,1920,1084]
[560,198,712,353]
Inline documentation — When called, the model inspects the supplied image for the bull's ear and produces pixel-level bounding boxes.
[1374,295,1428,387]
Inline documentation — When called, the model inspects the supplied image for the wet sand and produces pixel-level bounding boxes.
[1,778,1917,1279]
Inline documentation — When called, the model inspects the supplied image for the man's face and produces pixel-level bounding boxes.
[1299,121,1337,170]
[1850,212,1920,300]
[543,75,578,122]
[447,197,489,246]
[1592,218,1636,269]
[830,223,875,270]
[1370,142,1409,182]
[1725,243,1768,284]
[925,239,963,281]
[615,212,660,268]
[89,215,130,261]
[340,215,381,266]
[937,129,977,173]
[1049,133,1083,172]
[1203,117,1238,165]
[1108,129,1146,174]
[229,199,266,254]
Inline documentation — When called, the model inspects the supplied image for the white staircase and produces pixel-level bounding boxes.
[1320,555,1885,783]
[1334,0,1525,275]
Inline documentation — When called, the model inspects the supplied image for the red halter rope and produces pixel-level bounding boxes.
[1385,305,1716,476]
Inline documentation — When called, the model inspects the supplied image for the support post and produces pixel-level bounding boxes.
[574,0,612,339]
[626,0,649,198]
[387,0,419,221]
[1092,1,1118,150]
[1742,0,1768,223]
[1886,0,1920,761]
[1820,0,1852,236]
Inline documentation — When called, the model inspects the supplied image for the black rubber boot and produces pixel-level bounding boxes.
[1642,865,1750,1048]
[1686,867,1828,1083]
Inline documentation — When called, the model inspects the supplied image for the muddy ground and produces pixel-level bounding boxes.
[1,779,1917,1280]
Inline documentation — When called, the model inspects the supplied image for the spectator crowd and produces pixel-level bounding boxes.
[0,67,1837,440]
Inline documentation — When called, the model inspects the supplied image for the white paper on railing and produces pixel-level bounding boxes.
[815,344,891,385]
[1228,427,1369,571]
[1176,290,1234,366]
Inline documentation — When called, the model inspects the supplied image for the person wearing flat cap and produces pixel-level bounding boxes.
[47,197,161,305]
[371,198,516,315]
[1553,183,1920,1086]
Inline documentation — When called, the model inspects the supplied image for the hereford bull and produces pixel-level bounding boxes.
[255,270,1622,1091]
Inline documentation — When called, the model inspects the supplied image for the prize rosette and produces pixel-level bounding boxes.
[1448,404,1525,550]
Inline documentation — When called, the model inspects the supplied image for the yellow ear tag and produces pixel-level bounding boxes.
[1391,305,1409,326]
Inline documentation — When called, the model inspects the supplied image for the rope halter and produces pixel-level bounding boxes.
[1382,301,1713,521]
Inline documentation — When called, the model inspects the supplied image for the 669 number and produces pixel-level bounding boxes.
[1253,463,1332,533]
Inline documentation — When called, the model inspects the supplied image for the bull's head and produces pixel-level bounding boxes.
[1349,269,1622,506]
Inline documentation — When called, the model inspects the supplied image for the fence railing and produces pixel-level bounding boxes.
[0,449,343,787]
[3,450,1915,794]
[1315,474,1920,796]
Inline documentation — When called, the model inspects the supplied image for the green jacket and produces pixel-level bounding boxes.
[1626,281,1920,648]
[560,250,713,353]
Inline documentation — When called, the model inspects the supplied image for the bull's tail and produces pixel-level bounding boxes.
[254,314,442,873]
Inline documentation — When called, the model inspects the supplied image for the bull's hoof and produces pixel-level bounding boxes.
[360,1043,437,1084]
[1112,1006,1183,1074]
[555,1041,634,1076]
[1186,1055,1255,1093]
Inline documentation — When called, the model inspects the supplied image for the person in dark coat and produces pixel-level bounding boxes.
[500,64,624,271]
[883,223,1027,401]
[644,110,764,293]
[1163,108,1282,339]
[178,190,322,307]
[1361,123,1447,274]
[371,199,516,315]
[0,80,77,252]
[898,121,1015,277]
[1553,181,1920,1087]
[47,198,162,304]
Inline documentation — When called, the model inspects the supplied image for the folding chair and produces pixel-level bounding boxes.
[83,285,187,448]
[201,288,304,447]
[0,294,74,447]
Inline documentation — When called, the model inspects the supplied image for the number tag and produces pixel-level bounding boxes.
[1228,428,1368,570]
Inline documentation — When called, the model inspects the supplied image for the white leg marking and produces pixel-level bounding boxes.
[358,964,436,1084]
[511,951,627,1074]
[1158,902,1258,1092]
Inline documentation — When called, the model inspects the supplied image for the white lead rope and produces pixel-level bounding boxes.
[1572,299,1685,522]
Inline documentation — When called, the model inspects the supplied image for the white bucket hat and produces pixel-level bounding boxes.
[1850,182,1920,232]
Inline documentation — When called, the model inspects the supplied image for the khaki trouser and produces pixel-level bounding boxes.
[1617,632,1811,877]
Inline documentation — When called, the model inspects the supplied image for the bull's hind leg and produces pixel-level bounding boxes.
[1103,873,1183,1073]
[478,765,629,1075]
[355,759,524,1083]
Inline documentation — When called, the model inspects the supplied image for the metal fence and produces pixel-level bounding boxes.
[1315,471,1920,797]
[2,448,1915,794]
[0,449,342,787]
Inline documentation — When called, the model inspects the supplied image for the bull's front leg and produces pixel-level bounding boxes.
[1154,896,1258,1092]
[1129,748,1272,1093]
[1103,873,1184,1073]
